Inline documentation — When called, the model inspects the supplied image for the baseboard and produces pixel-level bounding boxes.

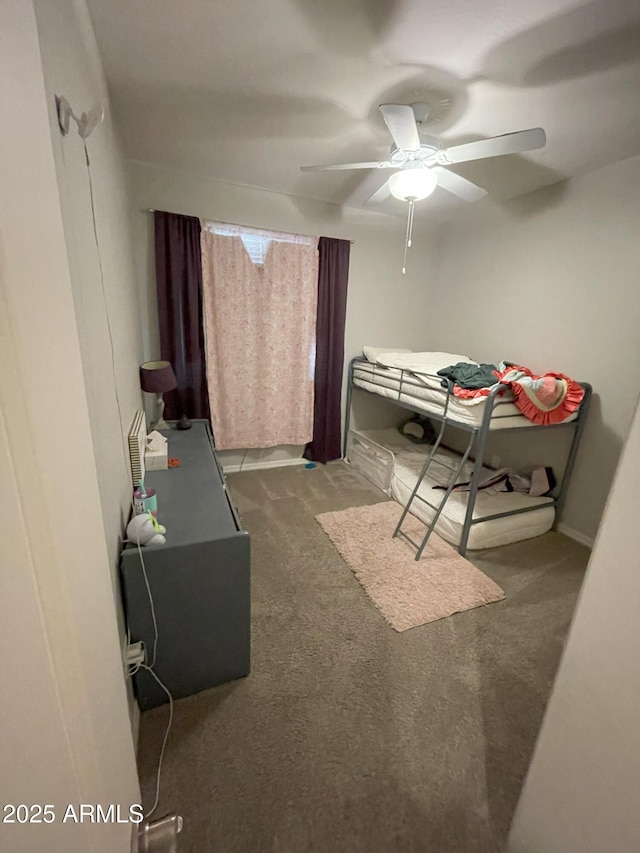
[223,458,308,474]
[557,522,594,549]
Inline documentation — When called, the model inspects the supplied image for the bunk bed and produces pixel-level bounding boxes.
[343,351,592,557]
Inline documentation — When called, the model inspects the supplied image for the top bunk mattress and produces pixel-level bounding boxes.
[352,354,580,430]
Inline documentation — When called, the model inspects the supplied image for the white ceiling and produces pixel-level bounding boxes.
[87,0,640,218]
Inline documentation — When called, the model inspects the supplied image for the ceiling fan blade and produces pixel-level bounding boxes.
[431,167,488,202]
[301,160,394,172]
[364,181,392,206]
[379,104,421,152]
[440,128,546,165]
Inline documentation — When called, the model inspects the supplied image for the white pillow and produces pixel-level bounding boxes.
[375,351,476,374]
[362,346,413,363]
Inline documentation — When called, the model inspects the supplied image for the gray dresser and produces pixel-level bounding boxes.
[120,420,250,710]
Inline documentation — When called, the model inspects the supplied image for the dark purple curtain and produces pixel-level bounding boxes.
[304,236,350,464]
[154,211,210,421]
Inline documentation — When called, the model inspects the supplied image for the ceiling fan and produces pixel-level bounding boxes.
[301,103,546,273]
[301,103,546,206]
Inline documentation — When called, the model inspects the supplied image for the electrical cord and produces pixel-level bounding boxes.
[83,140,132,487]
[126,495,171,819]
[137,664,174,820]
[82,135,161,675]
[84,136,161,675]
[73,129,173,823]
[123,546,171,822]
[130,497,160,669]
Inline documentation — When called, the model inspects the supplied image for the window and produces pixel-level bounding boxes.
[204,221,316,266]
[200,220,319,449]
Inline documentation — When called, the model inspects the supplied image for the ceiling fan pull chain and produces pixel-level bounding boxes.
[402,199,414,276]
[408,199,415,248]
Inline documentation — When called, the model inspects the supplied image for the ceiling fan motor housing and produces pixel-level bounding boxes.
[390,135,441,166]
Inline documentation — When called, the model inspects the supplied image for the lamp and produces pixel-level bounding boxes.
[388,166,439,276]
[139,361,177,431]
[388,166,438,202]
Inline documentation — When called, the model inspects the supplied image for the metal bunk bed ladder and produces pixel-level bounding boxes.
[392,379,477,559]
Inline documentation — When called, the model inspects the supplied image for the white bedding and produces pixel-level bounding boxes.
[354,352,577,429]
[374,350,475,376]
[356,429,555,550]
[353,364,531,429]
[362,346,413,362]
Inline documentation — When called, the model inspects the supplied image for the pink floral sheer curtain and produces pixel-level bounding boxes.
[200,223,319,450]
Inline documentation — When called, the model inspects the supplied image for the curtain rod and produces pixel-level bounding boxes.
[145,209,355,244]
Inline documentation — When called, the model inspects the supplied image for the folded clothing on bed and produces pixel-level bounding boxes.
[437,362,500,390]
[431,357,584,424]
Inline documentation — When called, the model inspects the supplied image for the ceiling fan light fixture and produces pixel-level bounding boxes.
[389,167,438,201]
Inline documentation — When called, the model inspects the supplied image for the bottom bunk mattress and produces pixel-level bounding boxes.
[346,428,555,550]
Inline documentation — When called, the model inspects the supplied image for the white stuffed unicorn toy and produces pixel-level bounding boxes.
[126,512,167,546]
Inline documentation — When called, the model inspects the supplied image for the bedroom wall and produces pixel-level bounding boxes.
[0,1,139,850]
[128,159,440,467]
[33,0,145,729]
[426,154,640,544]
[508,388,640,853]
[34,0,144,583]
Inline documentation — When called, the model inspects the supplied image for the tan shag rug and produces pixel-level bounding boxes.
[316,501,505,632]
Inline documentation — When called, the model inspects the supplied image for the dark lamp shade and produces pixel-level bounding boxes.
[139,360,177,394]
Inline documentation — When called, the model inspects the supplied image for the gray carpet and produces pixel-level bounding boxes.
[137,462,589,853]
